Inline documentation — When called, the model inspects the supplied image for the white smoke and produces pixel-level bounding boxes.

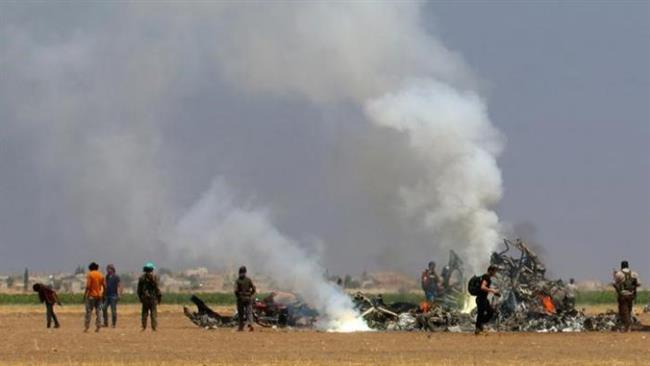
[172,178,368,331]
[365,81,503,272]
[204,2,504,271]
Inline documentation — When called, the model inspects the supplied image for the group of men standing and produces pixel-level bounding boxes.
[33,261,162,332]
[84,261,162,332]
[32,262,259,333]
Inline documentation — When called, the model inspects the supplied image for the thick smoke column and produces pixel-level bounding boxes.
[365,81,503,271]
[172,179,368,331]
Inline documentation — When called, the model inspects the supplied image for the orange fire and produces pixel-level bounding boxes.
[540,295,556,314]
[419,301,431,313]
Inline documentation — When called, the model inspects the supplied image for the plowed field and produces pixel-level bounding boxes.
[1,305,648,365]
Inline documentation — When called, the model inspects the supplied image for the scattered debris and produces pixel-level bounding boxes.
[184,239,640,333]
[352,239,638,333]
[183,294,318,329]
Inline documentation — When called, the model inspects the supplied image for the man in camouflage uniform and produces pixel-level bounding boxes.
[234,266,256,332]
[137,262,162,331]
[613,260,641,332]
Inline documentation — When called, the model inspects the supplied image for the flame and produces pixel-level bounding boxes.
[461,294,476,314]
[540,295,556,315]
[419,301,431,313]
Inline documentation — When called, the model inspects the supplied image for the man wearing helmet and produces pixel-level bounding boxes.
[137,262,162,331]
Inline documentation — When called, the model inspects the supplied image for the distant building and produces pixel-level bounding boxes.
[184,267,209,278]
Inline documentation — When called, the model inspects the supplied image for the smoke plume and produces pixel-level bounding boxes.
[365,81,503,271]
[172,178,367,331]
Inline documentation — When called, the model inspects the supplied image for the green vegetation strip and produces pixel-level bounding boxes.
[0,292,239,305]
[1,291,647,306]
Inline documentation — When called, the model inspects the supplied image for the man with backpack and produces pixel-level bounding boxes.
[234,265,256,332]
[613,260,640,332]
[469,265,500,335]
[137,262,162,331]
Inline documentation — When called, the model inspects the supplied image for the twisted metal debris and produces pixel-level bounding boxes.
[351,239,637,333]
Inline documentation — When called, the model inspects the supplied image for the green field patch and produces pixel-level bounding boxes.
[1,291,647,306]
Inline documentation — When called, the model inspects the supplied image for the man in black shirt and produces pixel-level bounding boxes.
[475,265,500,334]
[234,265,256,332]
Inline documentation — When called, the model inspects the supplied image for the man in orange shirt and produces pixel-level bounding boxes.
[84,262,104,332]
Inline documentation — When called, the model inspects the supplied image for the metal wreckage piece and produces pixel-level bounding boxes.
[183,295,235,329]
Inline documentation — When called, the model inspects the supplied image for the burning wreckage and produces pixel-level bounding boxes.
[184,239,638,332]
[351,240,639,332]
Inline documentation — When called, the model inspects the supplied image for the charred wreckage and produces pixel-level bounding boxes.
[184,239,639,332]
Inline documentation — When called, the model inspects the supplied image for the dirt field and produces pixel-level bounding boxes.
[1,305,648,366]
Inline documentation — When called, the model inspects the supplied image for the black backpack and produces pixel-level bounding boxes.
[468,275,482,296]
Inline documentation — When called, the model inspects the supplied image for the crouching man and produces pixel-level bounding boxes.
[33,283,61,329]
[234,266,256,332]
[475,265,501,335]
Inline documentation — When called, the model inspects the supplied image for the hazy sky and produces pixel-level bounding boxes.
[0,1,648,282]
[426,2,649,281]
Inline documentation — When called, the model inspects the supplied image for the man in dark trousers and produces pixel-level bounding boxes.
[234,266,256,332]
[613,260,640,332]
[137,262,161,331]
[33,283,61,328]
[102,264,122,328]
[475,265,500,335]
[421,261,441,302]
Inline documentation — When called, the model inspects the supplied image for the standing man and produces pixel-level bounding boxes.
[565,278,578,309]
[475,265,500,335]
[84,262,104,333]
[234,266,256,332]
[613,260,641,332]
[137,262,161,331]
[33,283,61,329]
[102,264,122,328]
[421,261,441,302]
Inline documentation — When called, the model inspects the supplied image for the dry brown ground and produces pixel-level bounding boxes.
[0,305,648,366]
